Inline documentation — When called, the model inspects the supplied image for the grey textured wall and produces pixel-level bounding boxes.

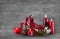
[0,0,60,34]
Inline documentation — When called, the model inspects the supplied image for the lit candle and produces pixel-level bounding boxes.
[43,14,49,27]
[49,19,55,34]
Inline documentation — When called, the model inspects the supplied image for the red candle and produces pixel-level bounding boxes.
[49,19,55,34]
[43,14,49,27]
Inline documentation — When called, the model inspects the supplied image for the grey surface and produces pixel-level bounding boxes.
[0,0,60,39]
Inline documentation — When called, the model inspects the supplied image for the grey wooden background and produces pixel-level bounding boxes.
[0,0,60,39]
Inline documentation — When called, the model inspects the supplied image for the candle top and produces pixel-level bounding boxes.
[50,19,53,21]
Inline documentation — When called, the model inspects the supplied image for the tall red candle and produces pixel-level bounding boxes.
[49,19,55,34]
[43,14,49,27]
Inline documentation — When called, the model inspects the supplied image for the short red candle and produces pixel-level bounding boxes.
[49,19,55,34]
